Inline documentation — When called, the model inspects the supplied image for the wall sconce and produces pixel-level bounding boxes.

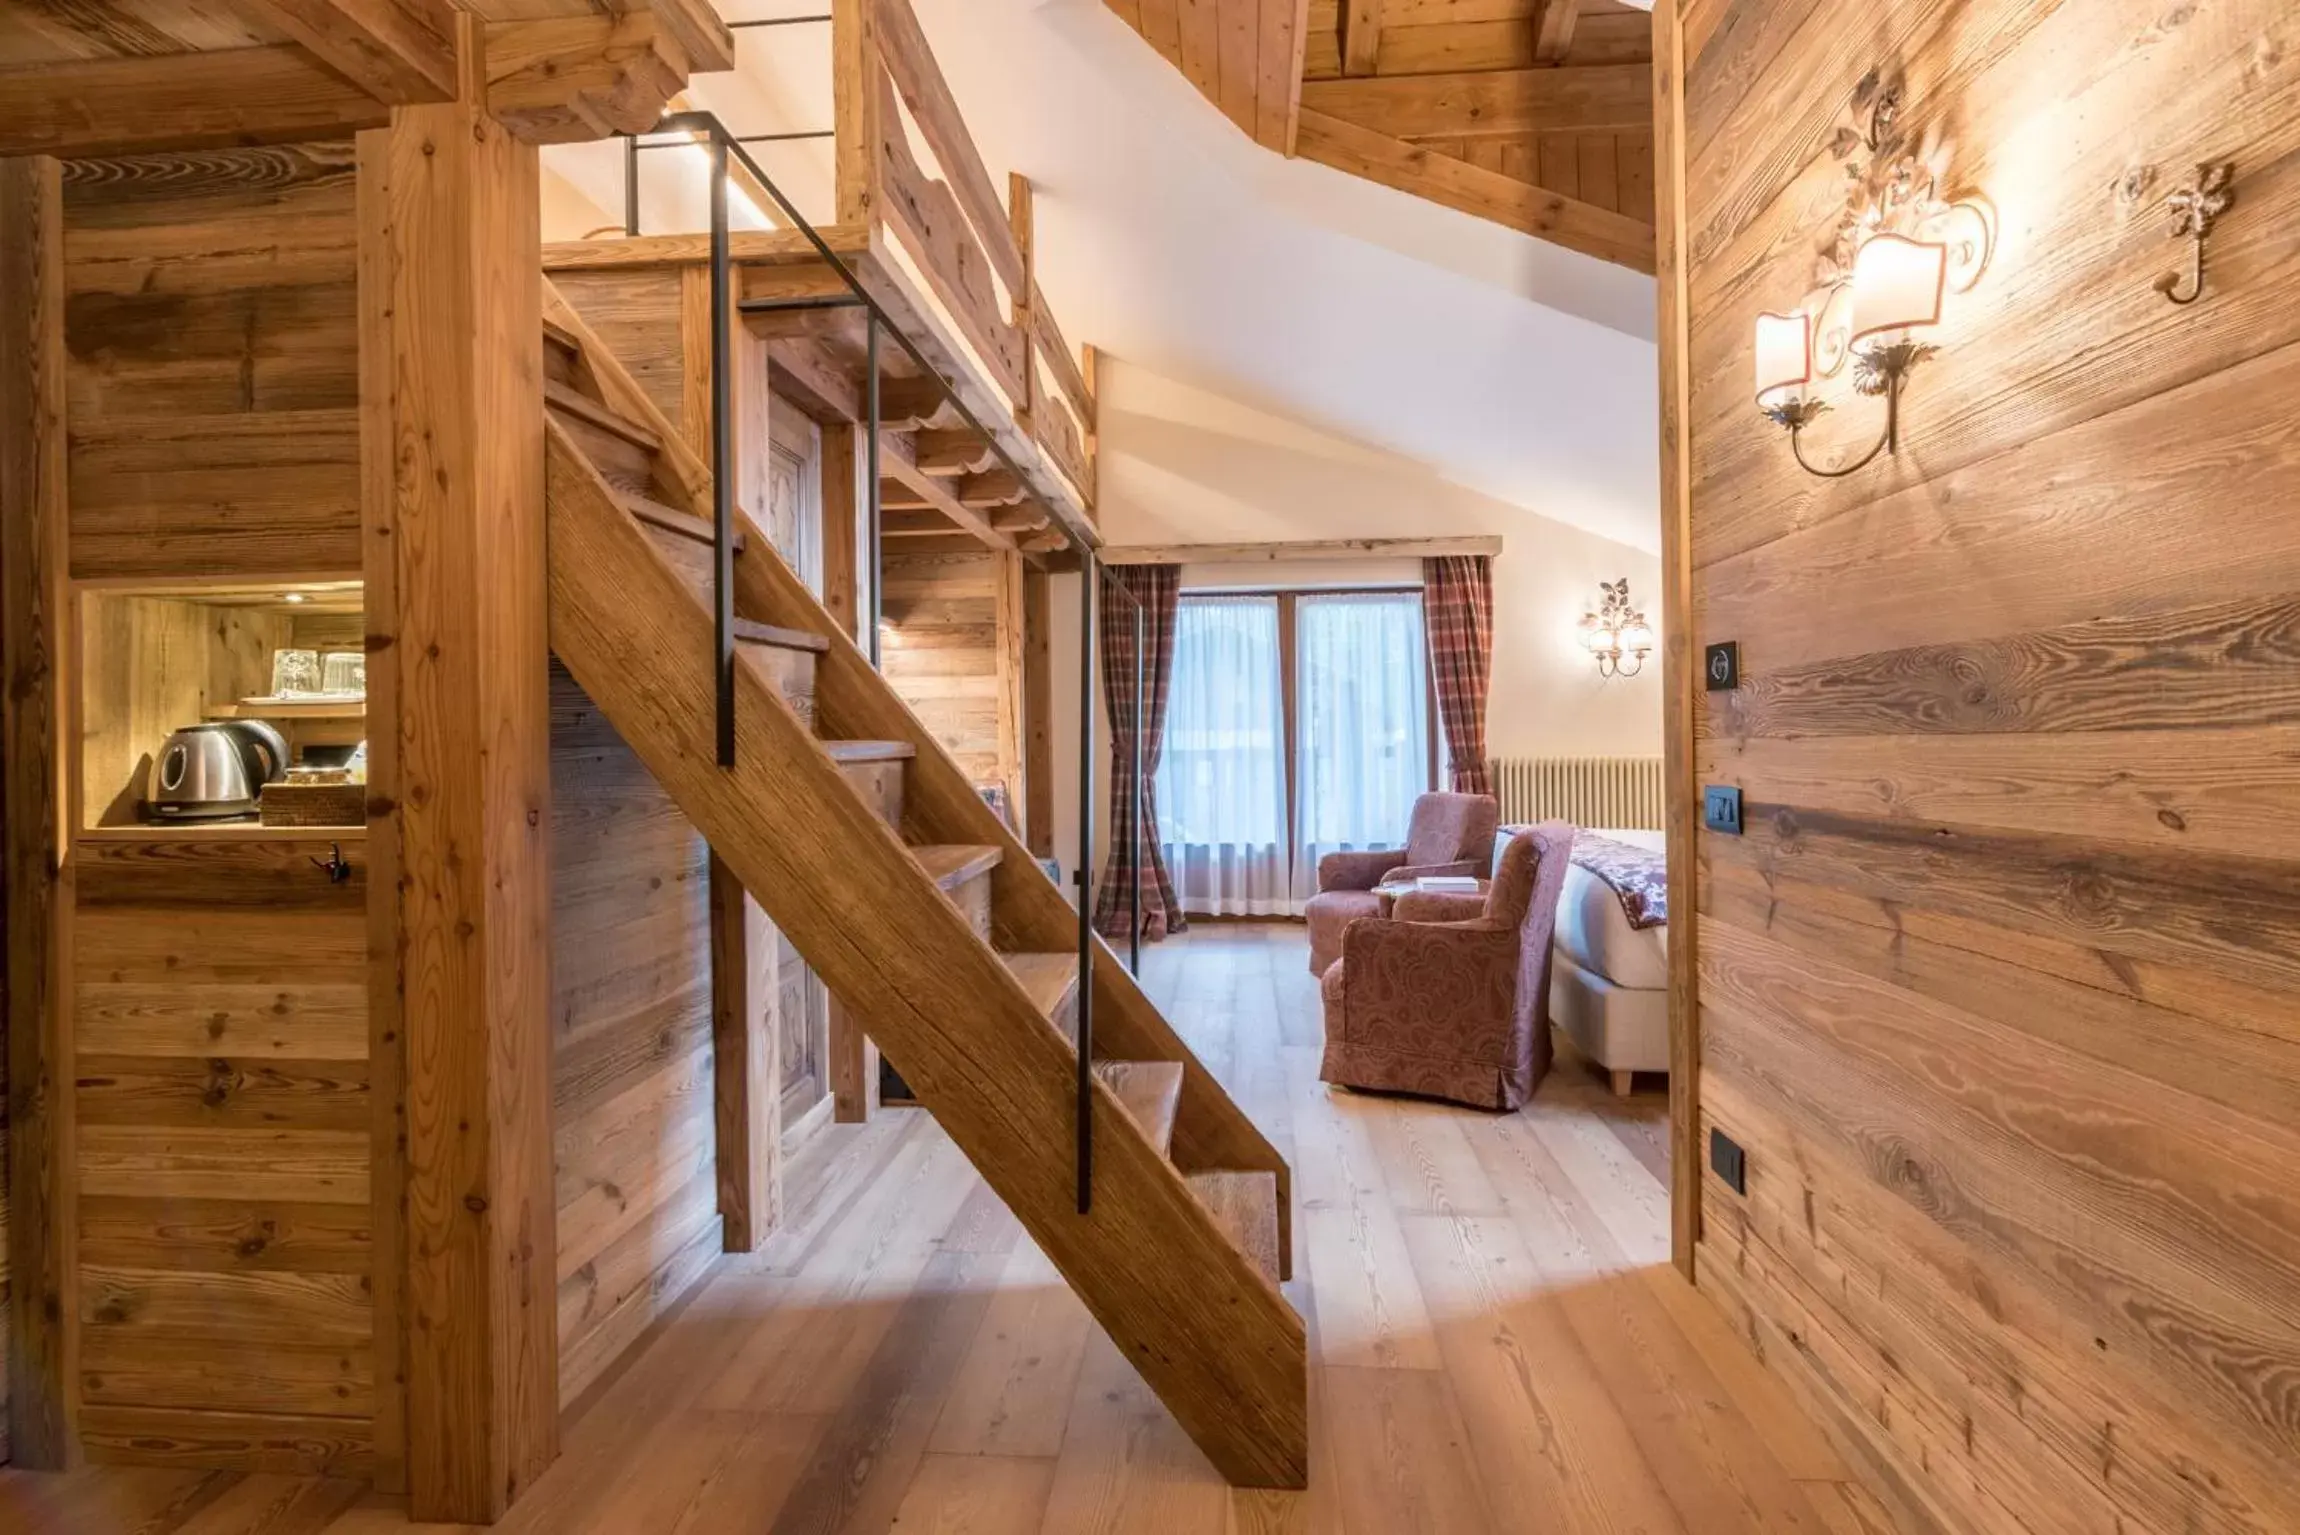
[2157,161,2235,306]
[1751,69,1991,479]
[1580,579,1653,680]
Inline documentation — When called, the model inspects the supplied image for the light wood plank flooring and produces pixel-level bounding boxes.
[0,923,1892,1534]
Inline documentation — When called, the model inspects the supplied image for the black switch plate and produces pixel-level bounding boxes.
[1710,1129,1748,1196]
[1704,640,1740,691]
[1703,784,1743,836]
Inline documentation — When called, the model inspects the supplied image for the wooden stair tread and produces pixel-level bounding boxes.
[1185,1170,1281,1286]
[542,314,583,357]
[912,843,1002,891]
[546,376,662,452]
[998,951,1079,1020]
[824,739,918,764]
[733,616,829,653]
[1093,1060,1184,1157]
[621,489,747,553]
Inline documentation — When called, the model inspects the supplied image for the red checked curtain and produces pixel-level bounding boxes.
[1093,564,1186,941]
[1422,555,1495,797]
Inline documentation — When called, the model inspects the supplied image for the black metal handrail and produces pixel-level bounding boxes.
[616,104,1142,1220]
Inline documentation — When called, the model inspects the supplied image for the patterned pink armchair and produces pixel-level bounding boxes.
[1317,822,1575,1111]
[1303,791,1498,973]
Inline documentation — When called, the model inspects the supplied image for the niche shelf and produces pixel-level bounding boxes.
[77,579,369,833]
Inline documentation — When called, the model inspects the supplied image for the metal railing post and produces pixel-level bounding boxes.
[709,129,736,768]
[867,315,883,669]
[624,133,640,236]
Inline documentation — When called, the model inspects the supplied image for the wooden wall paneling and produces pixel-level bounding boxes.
[1022,564,1053,858]
[1652,0,1697,1284]
[879,552,1004,785]
[369,18,558,1517]
[2,151,76,1471]
[1677,0,2300,1527]
[546,665,721,1396]
[60,142,364,581]
[549,270,689,432]
[355,126,407,1493]
[71,838,376,1473]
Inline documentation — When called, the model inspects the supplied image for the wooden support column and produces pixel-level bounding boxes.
[831,0,881,226]
[828,997,881,1124]
[821,421,861,642]
[994,550,1026,815]
[363,18,557,1520]
[710,858,781,1250]
[1022,564,1053,859]
[1,152,76,1472]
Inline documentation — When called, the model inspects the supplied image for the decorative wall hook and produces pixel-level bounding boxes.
[2156,161,2234,306]
[312,843,353,884]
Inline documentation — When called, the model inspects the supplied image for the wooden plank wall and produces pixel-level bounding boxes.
[1672,1,2300,1530]
[547,665,723,1408]
[71,837,378,1474]
[879,551,1021,800]
[60,144,363,581]
[1302,0,1656,222]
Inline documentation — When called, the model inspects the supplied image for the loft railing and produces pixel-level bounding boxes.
[614,101,1140,1216]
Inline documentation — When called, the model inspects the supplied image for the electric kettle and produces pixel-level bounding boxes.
[147,720,290,820]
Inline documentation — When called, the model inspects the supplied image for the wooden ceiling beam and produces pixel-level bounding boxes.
[1100,534,1504,565]
[234,0,461,103]
[1532,0,1580,65]
[0,45,390,157]
[879,431,1014,550]
[914,429,995,476]
[485,12,694,143]
[1295,108,1653,270]
[1300,62,1652,138]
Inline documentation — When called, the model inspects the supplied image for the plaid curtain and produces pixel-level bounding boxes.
[1093,564,1186,940]
[1423,555,1495,796]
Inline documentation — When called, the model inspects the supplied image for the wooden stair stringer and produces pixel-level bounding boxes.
[545,419,1309,1489]
[537,275,1293,1280]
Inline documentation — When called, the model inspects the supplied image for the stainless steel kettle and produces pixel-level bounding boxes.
[148,720,290,820]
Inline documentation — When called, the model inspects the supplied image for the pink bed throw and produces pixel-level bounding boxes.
[1571,832,1668,930]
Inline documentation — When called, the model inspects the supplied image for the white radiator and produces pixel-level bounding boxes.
[1490,756,1666,830]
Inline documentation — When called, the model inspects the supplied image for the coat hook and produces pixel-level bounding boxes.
[2156,161,2234,306]
[312,843,353,884]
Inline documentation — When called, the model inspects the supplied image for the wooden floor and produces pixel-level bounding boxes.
[0,923,1893,1534]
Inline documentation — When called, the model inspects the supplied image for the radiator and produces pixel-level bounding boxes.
[1490,756,1666,830]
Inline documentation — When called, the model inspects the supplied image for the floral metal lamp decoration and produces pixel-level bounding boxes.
[1751,69,1991,479]
[1580,579,1654,680]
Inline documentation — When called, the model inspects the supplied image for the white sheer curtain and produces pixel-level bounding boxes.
[1293,592,1431,897]
[1155,595,1291,916]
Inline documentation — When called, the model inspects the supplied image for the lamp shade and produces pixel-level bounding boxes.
[1849,233,1947,343]
[1753,310,1813,408]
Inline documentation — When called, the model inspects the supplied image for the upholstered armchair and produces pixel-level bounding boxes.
[1303,791,1498,973]
[1318,822,1575,1111]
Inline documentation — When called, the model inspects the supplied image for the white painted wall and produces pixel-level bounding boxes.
[1050,360,1663,882]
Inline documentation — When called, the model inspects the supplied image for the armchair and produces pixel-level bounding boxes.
[1303,791,1498,973]
[1317,822,1575,1111]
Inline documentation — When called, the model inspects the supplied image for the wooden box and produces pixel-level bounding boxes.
[258,779,367,828]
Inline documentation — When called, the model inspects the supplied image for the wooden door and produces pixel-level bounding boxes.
[763,406,831,1123]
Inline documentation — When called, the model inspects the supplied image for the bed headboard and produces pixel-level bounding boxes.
[1488,756,1665,831]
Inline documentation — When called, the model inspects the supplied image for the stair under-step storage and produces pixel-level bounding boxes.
[537,284,1308,1488]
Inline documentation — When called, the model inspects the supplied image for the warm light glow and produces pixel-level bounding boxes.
[1849,233,1947,344]
[1619,619,1656,655]
[283,593,308,604]
[1753,310,1813,408]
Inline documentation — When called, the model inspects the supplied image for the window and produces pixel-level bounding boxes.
[1156,588,1433,916]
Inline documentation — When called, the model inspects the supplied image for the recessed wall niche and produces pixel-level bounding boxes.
[77,580,367,830]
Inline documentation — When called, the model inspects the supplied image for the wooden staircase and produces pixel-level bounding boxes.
[537,284,1309,1488]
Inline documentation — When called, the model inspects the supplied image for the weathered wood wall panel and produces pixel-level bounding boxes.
[547,665,723,1408]
[59,144,362,580]
[1671,1,2300,1530]
[70,836,378,1474]
[880,551,1006,791]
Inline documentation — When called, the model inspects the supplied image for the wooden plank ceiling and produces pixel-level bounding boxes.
[0,0,736,156]
[1103,0,1657,272]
